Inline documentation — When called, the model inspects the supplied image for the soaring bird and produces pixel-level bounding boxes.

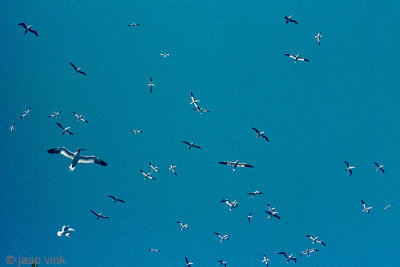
[177,221,189,231]
[148,248,160,252]
[217,260,227,266]
[315,32,323,46]
[47,147,107,171]
[10,124,15,134]
[214,232,229,243]
[128,21,140,26]
[185,257,194,266]
[69,62,87,75]
[383,203,393,211]
[169,164,177,176]
[182,141,201,150]
[190,92,200,105]
[374,162,385,173]
[193,105,210,114]
[262,254,270,266]
[20,107,31,119]
[220,199,238,211]
[252,128,269,142]
[247,191,263,198]
[248,212,253,223]
[90,210,109,220]
[284,53,310,63]
[57,225,75,237]
[306,235,326,246]
[72,112,88,123]
[284,15,298,24]
[56,123,74,135]
[265,204,280,220]
[108,195,126,203]
[131,129,142,134]
[149,162,159,172]
[361,200,373,213]
[18,23,38,36]
[300,248,319,257]
[218,160,254,171]
[278,252,296,263]
[148,77,155,94]
[48,111,63,118]
[160,53,170,58]
[140,169,155,180]
[344,161,355,176]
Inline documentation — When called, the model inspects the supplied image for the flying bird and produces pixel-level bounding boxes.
[48,111,63,118]
[300,248,319,257]
[278,252,296,263]
[131,129,142,134]
[247,190,263,198]
[10,124,15,134]
[383,203,393,211]
[284,53,310,63]
[90,210,109,220]
[248,212,253,223]
[185,257,194,267]
[160,53,170,58]
[182,141,201,150]
[148,248,160,252]
[177,221,189,231]
[315,32,323,46]
[265,204,280,220]
[214,232,229,243]
[306,235,326,246]
[148,77,155,94]
[262,255,270,266]
[284,15,298,24]
[218,160,254,171]
[252,128,269,142]
[108,195,126,203]
[374,162,384,173]
[128,21,140,26]
[169,164,178,176]
[344,161,355,176]
[140,169,155,180]
[57,225,75,237]
[361,200,373,213]
[56,123,74,135]
[69,62,87,76]
[193,106,211,114]
[72,112,88,123]
[47,147,107,171]
[20,107,31,119]
[217,260,227,266]
[190,92,200,105]
[18,23,38,36]
[149,162,159,172]
[220,199,238,211]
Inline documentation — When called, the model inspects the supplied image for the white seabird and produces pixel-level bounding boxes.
[214,232,229,243]
[148,77,155,94]
[57,225,75,237]
[140,169,156,180]
[128,21,140,26]
[56,122,74,135]
[149,162,160,172]
[90,210,109,220]
[315,32,323,46]
[169,164,177,176]
[177,221,189,231]
[69,62,87,76]
[248,212,253,223]
[18,23,38,37]
[160,53,170,58]
[108,195,126,203]
[278,252,296,263]
[344,161,355,176]
[284,53,310,63]
[262,254,270,266]
[300,248,319,257]
[182,141,201,150]
[185,257,194,266]
[47,147,107,171]
[220,198,238,211]
[148,248,160,252]
[284,15,298,24]
[374,162,384,173]
[306,235,326,246]
[10,124,15,134]
[361,200,373,213]
[217,260,227,266]
[131,129,142,134]
[247,190,263,198]
[190,92,200,105]
[72,112,88,123]
[252,128,269,142]
[20,107,31,119]
[48,111,63,118]
[218,160,254,171]
[265,204,280,220]
[383,203,393,211]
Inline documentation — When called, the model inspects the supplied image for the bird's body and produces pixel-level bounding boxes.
[47,147,107,171]
[108,195,126,203]
[57,225,75,237]
[278,252,296,263]
[20,107,31,119]
[90,210,109,220]
[182,141,201,150]
[306,235,326,246]
[69,62,87,75]
[284,16,298,24]
[214,232,229,243]
[18,23,38,36]
[284,53,310,63]
[247,190,263,198]
[56,122,74,135]
[315,32,323,46]
[72,112,88,123]
[252,128,269,142]
[48,111,63,118]
[344,161,355,176]
[361,200,373,213]
[374,162,385,173]
[169,164,178,176]
[218,160,254,171]
[177,221,189,231]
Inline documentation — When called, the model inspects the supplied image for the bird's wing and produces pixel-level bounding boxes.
[218,161,231,166]
[319,241,326,246]
[261,135,269,142]
[78,70,87,76]
[150,77,152,82]
[237,163,254,168]
[374,162,379,167]
[108,195,116,200]
[214,232,222,237]
[192,144,201,149]
[47,147,74,159]
[344,161,349,167]
[182,141,190,145]
[118,199,126,203]
[56,122,64,130]
[278,252,288,258]
[30,29,38,37]
[298,57,309,62]
[100,215,109,219]
[293,20,298,24]
[361,200,366,205]
[275,214,281,219]
[185,257,189,263]
[78,156,107,166]
[69,62,77,70]
[252,127,260,134]
[18,23,27,29]
[382,169,385,173]
[90,210,98,216]
[349,169,353,176]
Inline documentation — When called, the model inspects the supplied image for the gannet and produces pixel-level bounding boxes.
[284,16,298,24]
[72,112,88,123]
[169,164,177,176]
[361,200,372,213]
[177,221,189,231]
[20,107,31,119]
[214,232,229,243]
[344,161,355,176]
[278,252,296,263]
[218,160,254,171]
[57,225,75,237]
[284,53,310,63]
[182,141,201,150]
[18,23,38,36]
[69,62,87,76]
[47,147,107,171]
[56,122,74,135]
[90,210,109,220]
[108,195,126,203]
[306,235,326,246]
[315,32,323,46]
[374,162,384,173]
[252,128,269,142]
